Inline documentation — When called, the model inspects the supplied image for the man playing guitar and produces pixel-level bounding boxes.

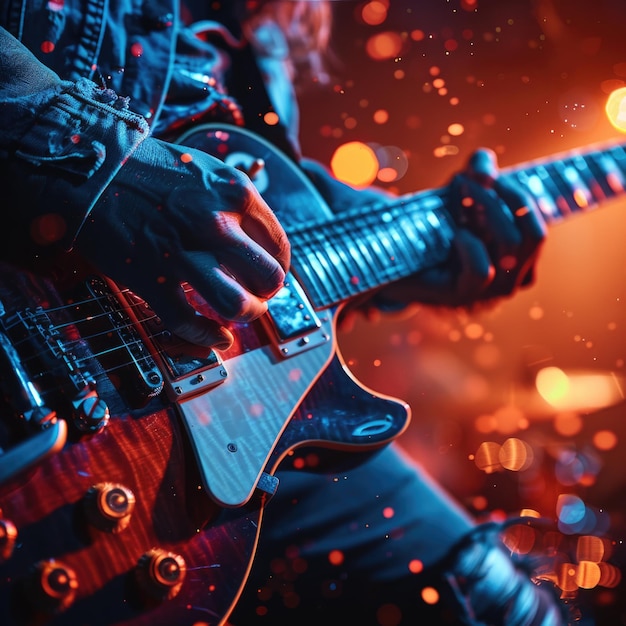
[0,2,566,624]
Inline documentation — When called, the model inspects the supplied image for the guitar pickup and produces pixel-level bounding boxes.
[264,273,330,357]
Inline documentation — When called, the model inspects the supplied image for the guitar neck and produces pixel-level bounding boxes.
[289,138,626,309]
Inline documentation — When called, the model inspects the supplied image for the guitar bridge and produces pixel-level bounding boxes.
[115,289,229,402]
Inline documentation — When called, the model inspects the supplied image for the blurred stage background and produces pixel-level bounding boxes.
[296,1,626,623]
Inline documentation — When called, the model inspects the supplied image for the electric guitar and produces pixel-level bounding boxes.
[0,124,624,625]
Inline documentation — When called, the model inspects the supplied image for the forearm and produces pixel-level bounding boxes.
[0,27,150,259]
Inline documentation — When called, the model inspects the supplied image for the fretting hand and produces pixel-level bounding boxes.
[375,148,547,308]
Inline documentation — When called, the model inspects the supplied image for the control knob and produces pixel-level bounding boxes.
[84,482,135,533]
[29,559,78,613]
[136,548,186,600]
[0,514,17,561]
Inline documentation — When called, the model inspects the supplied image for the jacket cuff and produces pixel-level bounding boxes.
[14,78,150,249]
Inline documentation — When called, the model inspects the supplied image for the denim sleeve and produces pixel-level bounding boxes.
[0,27,150,254]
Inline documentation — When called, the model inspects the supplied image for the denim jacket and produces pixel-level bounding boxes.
[0,0,298,258]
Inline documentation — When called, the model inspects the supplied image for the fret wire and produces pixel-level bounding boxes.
[535,164,573,218]
[554,159,593,210]
[542,161,583,214]
[585,151,625,197]
[357,211,413,276]
[381,206,425,271]
[574,153,614,201]
[321,231,365,297]
[609,144,626,169]
[342,214,404,282]
[323,221,375,287]
[511,168,560,222]
[393,212,427,263]
[334,217,397,284]
[308,235,345,303]
[413,211,450,266]
[290,235,335,305]
[351,215,392,280]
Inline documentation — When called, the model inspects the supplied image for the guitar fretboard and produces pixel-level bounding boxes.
[288,139,626,310]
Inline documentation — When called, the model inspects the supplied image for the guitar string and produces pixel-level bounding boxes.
[2,290,197,380]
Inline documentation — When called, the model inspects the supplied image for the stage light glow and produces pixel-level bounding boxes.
[536,367,624,411]
[605,86,626,132]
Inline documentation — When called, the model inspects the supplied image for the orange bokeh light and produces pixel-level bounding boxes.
[605,86,626,132]
[361,1,389,26]
[366,32,403,61]
[330,141,379,187]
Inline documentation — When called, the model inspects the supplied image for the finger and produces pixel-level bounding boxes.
[382,229,494,306]
[239,187,291,271]
[138,279,234,349]
[453,228,495,300]
[467,149,547,252]
[493,176,547,246]
[211,214,286,298]
[466,148,499,187]
[181,250,269,321]
[450,175,522,249]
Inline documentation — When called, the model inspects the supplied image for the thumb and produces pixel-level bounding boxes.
[140,280,234,350]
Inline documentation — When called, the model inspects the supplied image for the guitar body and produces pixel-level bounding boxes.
[0,126,410,625]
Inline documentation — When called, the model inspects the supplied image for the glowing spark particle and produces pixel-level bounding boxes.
[361,1,389,26]
[180,153,193,163]
[130,42,143,57]
[263,111,279,126]
[328,550,344,566]
[288,368,303,382]
[374,109,389,124]
[366,32,403,61]
[382,506,395,519]
[421,587,440,605]
[408,559,424,574]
